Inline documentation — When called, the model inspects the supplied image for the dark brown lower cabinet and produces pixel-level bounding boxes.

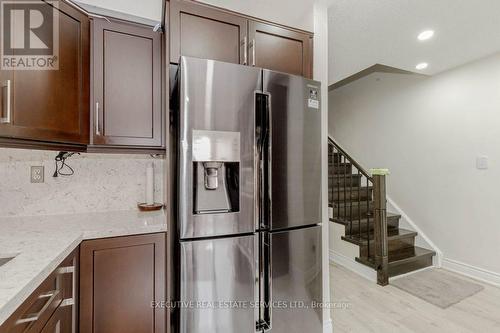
[0,248,79,333]
[80,233,166,333]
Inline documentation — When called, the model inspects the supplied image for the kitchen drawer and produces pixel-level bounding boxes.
[0,248,79,333]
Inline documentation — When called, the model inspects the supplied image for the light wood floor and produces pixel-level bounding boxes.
[330,263,500,332]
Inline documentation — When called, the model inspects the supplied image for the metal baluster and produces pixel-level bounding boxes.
[344,156,350,235]
[366,181,371,259]
[349,162,353,236]
[358,171,361,240]
[336,150,340,220]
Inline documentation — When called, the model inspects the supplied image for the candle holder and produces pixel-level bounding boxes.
[137,203,164,211]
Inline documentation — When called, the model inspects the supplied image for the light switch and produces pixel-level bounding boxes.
[476,156,488,170]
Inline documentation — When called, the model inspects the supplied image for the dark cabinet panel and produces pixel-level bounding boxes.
[249,21,313,78]
[40,306,72,333]
[80,233,166,333]
[92,19,163,148]
[0,0,90,145]
[170,0,247,64]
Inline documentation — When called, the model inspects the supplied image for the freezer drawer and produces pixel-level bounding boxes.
[267,226,323,333]
[180,234,258,333]
[263,70,322,231]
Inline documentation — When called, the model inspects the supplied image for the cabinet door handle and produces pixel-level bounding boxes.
[1,80,11,124]
[95,102,101,136]
[242,37,248,65]
[16,290,60,324]
[251,39,256,67]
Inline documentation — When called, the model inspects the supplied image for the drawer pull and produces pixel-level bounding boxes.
[95,102,101,136]
[0,80,11,124]
[16,290,60,324]
[58,265,76,306]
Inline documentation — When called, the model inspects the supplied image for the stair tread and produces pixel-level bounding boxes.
[342,228,417,245]
[329,174,362,178]
[331,186,373,193]
[333,200,373,208]
[388,246,435,265]
[356,246,435,268]
[331,212,400,226]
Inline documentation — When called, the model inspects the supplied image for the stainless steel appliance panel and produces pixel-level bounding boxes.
[269,226,322,333]
[263,70,322,230]
[180,234,258,333]
[179,57,262,239]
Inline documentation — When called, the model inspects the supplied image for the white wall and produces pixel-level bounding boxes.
[76,0,162,20]
[329,52,500,282]
[197,0,314,32]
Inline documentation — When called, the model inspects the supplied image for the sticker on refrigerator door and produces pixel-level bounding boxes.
[308,88,319,109]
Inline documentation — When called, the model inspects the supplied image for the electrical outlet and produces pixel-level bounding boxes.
[30,166,44,183]
[476,156,489,170]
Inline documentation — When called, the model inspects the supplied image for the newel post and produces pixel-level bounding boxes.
[371,168,390,286]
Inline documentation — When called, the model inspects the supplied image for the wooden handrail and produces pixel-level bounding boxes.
[328,137,373,181]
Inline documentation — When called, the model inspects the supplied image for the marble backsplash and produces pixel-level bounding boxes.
[0,148,164,217]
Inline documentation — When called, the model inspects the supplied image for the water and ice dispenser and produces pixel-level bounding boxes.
[192,130,240,214]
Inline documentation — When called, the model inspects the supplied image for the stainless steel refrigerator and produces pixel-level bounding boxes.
[176,56,322,333]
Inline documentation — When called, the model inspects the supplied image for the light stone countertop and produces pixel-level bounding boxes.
[0,210,167,326]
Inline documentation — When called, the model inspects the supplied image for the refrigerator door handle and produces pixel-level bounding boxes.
[258,232,272,332]
[255,92,272,230]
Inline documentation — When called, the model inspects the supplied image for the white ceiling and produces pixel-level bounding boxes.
[77,0,162,20]
[77,0,316,32]
[327,0,500,85]
[198,0,316,32]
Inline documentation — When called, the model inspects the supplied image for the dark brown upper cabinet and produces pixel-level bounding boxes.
[0,0,90,146]
[169,0,247,65]
[169,0,313,78]
[91,19,163,149]
[248,21,313,78]
[80,233,166,333]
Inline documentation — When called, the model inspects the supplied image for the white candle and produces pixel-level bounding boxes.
[146,162,154,205]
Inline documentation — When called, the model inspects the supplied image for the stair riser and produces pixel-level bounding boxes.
[389,256,433,278]
[330,189,372,202]
[334,203,373,219]
[329,163,353,175]
[359,237,415,258]
[329,176,362,187]
[329,153,343,164]
[342,217,400,235]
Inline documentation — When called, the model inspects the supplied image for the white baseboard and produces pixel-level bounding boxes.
[329,249,376,282]
[323,318,333,333]
[442,258,500,287]
[386,196,443,267]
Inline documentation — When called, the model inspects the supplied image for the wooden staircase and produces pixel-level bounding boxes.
[329,138,435,284]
